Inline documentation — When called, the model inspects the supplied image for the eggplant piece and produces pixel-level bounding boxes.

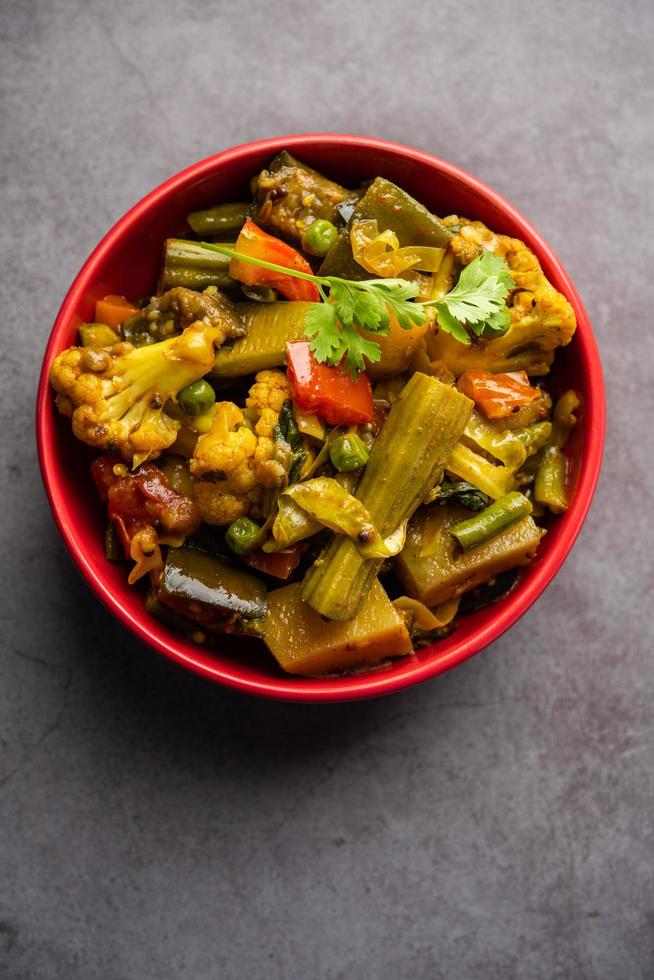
[254,151,359,242]
[320,177,452,280]
[157,547,266,631]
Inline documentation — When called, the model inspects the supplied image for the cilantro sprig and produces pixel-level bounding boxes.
[200,242,515,379]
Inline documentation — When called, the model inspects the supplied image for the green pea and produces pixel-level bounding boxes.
[329,432,370,472]
[225,517,262,555]
[301,219,338,257]
[178,379,216,416]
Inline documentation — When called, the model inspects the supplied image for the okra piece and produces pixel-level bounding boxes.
[160,239,235,291]
[450,492,533,549]
[301,373,473,620]
[212,302,313,378]
[187,202,249,236]
[534,446,568,513]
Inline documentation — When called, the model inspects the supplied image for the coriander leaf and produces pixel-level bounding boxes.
[361,279,426,332]
[476,250,515,291]
[339,323,381,379]
[469,305,511,337]
[329,280,358,327]
[304,302,342,363]
[349,287,390,334]
[436,252,514,325]
[435,303,471,345]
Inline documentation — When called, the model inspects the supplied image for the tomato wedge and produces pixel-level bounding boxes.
[286,342,374,425]
[458,369,540,420]
[91,455,200,555]
[229,220,320,302]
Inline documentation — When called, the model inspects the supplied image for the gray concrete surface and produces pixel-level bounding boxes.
[1,1,653,977]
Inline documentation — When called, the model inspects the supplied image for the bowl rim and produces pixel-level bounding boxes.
[36,134,605,702]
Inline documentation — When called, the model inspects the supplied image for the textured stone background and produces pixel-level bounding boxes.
[1,1,653,978]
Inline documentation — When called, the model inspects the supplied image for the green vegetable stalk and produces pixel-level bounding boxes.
[301,373,473,620]
[534,446,568,513]
[450,492,533,549]
[187,202,249,237]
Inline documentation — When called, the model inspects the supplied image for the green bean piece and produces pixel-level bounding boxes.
[534,446,568,513]
[329,432,370,472]
[178,379,216,417]
[301,219,338,257]
[187,202,249,236]
[225,517,263,556]
[450,492,533,550]
[161,239,235,291]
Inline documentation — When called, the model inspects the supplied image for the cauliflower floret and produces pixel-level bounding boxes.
[428,217,577,377]
[50,321,224,466]
[246,370,291,413]
[190,370,292,525]
[193,484,262,525]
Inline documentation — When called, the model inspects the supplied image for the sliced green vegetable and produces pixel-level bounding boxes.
[450,492,533,549]
[212,302,312,378]
[264,496,323,552]
[301,373,473,620]
[446,442,516,500]
[160,239,235,291]
[187,202,249,237]
[534,445,568,513]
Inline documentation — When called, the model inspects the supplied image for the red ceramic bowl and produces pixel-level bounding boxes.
[36,135,605,702]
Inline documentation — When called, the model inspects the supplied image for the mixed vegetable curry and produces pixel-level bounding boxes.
[50,152,580,676]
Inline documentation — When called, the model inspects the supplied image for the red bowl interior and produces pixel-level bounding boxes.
[36,135,605,702]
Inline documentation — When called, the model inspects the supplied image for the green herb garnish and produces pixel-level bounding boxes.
[199,242,515,378]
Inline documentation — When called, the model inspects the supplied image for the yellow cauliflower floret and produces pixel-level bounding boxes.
[49,323,223,466]
[428,217,577,377]
[193,484,260,525]
[245,369,291,413]
[190,370,292,525]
